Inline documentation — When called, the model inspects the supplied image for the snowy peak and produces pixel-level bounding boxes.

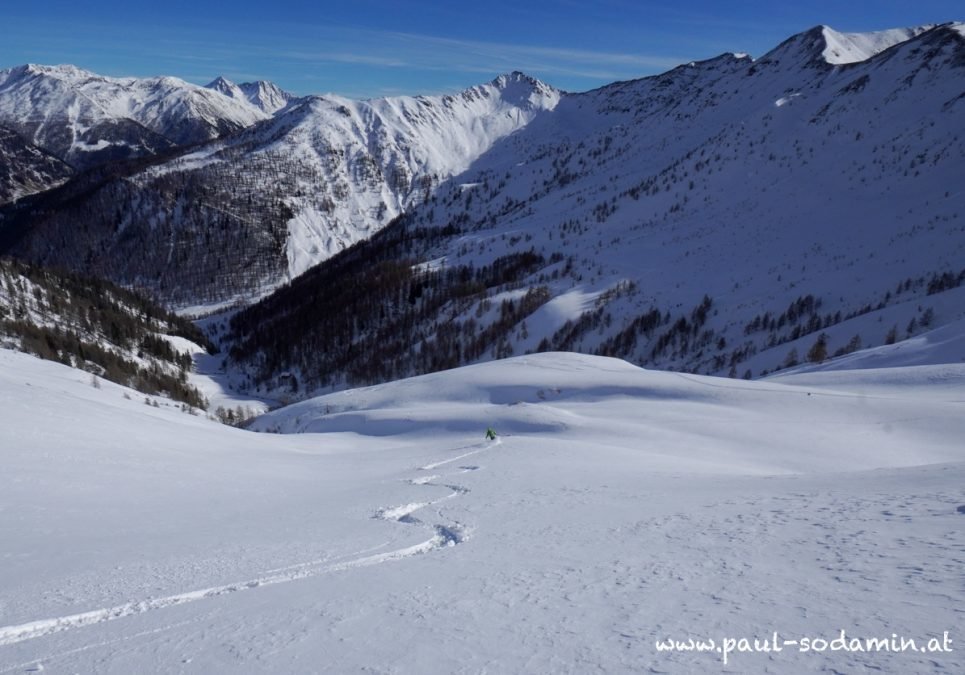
[490,70,554,92]
[241,74,561,280]
[239,80,294,114]
[756,25,830,67]
[478,71,561,110]
[820,24,936,64]
[206,76,294,114]
[760,24,941,68]
[0,64,100,97]
[206,75,244,99]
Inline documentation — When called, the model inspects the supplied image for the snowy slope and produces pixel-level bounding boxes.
[0,64,269,168]
[252,351,964,473]
[819,25,935,63]
[0,347,963,673]
[165,71,561,280]
[770,316,965,376]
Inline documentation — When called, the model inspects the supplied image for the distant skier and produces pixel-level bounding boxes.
[485,426,497,440]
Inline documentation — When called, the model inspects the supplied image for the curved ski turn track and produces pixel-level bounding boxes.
[0,438,500,648]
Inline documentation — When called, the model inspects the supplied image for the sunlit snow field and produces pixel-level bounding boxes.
[1,345,962,673]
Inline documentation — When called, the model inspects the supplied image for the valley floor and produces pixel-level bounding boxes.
[0,349,962,673]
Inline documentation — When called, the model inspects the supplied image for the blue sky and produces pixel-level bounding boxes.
[4,1,961,97]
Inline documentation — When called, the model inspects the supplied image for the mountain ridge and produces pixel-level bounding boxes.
[0,62,270,172]
[0,68,563,305]
[0,23,962,393]
[215,21,965,396]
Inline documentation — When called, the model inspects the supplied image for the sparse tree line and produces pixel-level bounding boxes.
[226,211,550,391]
[219,189,965,400]
[225,213,556,389]
[0,257,210,408]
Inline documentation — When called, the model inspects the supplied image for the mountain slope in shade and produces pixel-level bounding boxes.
[0,64,269,168]
[0,258,211,406]
[221,23,965,396]
[0,125,73,203]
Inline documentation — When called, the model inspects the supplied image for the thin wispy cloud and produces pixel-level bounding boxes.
[277,28,688,90]
[391,31,687,69]
[288,52,411,68]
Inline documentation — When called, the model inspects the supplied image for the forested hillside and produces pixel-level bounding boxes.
[0,258,212,407]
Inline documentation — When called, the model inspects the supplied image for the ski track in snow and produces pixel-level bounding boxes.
[419,439,497,470]
[0,439,500,648]
[373,442,492,535]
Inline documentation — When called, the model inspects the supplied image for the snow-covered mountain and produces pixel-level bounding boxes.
[230,70,561,278]
[206,75,295,114]
[221,22,965,395]
[0,71,561,306]
[0,64,270,168]
[0,23,962,383]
